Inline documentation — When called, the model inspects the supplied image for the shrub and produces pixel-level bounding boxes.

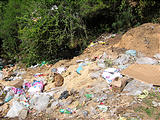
[18,0,88,66]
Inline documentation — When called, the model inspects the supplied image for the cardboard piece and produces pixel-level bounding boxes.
[111,78,127,93]
[121,64,160,85]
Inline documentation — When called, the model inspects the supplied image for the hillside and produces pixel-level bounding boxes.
[0,23,160,120]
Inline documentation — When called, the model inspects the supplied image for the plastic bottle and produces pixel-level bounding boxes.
[4,90,14,103]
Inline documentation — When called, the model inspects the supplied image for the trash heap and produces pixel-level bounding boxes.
[0,47,159,119]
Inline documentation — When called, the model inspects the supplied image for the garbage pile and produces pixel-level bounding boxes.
[0,48,159,120]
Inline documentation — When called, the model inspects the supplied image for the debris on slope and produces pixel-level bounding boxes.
[0,23,159,120]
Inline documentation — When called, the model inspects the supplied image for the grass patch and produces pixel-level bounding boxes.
[143,99,152,106]
[134,106,145,113]
[156,112,160,120]
[144,107,154,117]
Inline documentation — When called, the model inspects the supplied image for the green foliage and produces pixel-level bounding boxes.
[112,0,136,32]
[18,0,88,66]
[0,0,160,65]
[0,0,26,60]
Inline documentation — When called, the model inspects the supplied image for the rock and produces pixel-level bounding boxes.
[90,107,97,115]
[82,110,89,117]
[18,109,28,120]
[51,100,59,108]
[5,101,25,118]
[70,88,78,96]
[152,101,159,107]
[46,107,54,114]
[65,98,73,105]
[54,73,64,87]
[136,57,158,64]
[90,71,101,79]
[154,53,160,60]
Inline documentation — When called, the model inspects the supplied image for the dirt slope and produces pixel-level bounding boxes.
[114,23,160,57]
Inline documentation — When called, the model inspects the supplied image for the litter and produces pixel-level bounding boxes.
[59,90,69,100]
[97,105,108,112]
[85,94,93,99]
[34,73,47,78]
[105,34,116,39]
[102,68,122,84]
[125,50,136,57]
[121,80,152,96]
[118,64,129,70]
[114,54,130,65]
[136,57,158,64]
[152,101,160,107]
[12,87,24,95]
[76,60,84,63]
[88,42,96,47]
[60,108,72,114]
[97,59,106,68]
[154,53,160,60]
[51,68,57,72]
[137,90,148,99]
[29,93,50,111]
[57,67,66,74]
[82,110,89,117]
[0,72,3,80]
[28,81,44,94]
[40,61,47,67]
[98,41,106,45]
[5,101,26,118]
[90,71,101,79]
[76,65,84,74]
[4,90,14,103]
[118,116,127,120]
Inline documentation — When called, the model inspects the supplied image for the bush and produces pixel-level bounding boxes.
[18,0,88,66]
[0,0,24,60]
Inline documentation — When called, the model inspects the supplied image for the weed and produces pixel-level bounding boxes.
[143,99,152,106]
[134,106,144,112]
[156,112,160,120]
[144,107,154,117]
[104,58,113,67]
